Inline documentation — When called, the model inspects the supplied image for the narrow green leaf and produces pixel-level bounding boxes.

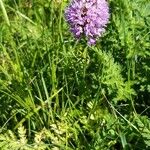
[0,0,10,26]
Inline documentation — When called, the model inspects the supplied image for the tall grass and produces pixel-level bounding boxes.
[0,0,150,149]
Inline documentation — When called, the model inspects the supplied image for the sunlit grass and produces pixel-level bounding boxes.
[0,0,150,149]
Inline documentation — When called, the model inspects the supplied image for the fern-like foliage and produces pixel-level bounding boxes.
[134,115,150,148]
[0,126,49,150]
[87,48,135,103]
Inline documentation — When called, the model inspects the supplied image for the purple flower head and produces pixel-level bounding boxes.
[65,0,110,45]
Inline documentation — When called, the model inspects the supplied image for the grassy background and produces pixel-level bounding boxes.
[0,0,150,149]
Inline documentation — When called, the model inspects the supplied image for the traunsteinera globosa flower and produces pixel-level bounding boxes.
[65,0,110,45]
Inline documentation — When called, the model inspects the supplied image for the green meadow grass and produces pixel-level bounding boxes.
[0,0,150,149]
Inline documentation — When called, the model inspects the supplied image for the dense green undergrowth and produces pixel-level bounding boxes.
[0,0,150,149]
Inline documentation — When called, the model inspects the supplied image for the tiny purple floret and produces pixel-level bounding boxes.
[65,0,110,45]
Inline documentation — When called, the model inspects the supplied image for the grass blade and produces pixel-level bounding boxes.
[0,0,10,26]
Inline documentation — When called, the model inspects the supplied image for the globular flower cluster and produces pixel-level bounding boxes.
[65,0,110,45]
